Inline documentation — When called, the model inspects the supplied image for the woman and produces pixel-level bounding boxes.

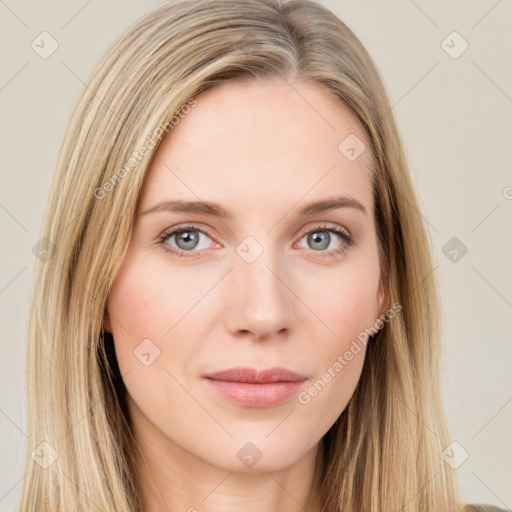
[19,0,509,511]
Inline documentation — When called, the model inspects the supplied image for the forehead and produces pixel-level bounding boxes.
[138,78,373,217]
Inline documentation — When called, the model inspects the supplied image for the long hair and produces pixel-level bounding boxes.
[20,0,465,510]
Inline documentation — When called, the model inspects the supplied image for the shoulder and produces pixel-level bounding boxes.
[462,504,511,512]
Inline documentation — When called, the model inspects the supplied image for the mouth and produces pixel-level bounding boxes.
[202,366,307,408]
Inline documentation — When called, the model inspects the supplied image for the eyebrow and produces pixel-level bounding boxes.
[139,195,367,218]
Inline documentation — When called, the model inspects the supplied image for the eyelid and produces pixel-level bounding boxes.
[298,221,352,239]
[158,222,352,240]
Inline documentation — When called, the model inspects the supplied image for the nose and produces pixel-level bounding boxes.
[224,246,296,341]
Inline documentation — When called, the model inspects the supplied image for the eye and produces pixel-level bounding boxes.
[158,224,215,256]
[296,223,354,257]
[157,222,355,259]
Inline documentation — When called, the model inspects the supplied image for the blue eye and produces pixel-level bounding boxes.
[158,225,213,255]
[157,223,354,259]
[299,227,351,251]
[297,224,354,258]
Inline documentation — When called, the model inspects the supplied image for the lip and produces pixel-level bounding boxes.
[203,367,307,408]
[204,367,306,384]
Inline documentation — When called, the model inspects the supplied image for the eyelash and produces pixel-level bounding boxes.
[157,222,355,259]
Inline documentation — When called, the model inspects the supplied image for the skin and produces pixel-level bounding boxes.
[104,77,389,512]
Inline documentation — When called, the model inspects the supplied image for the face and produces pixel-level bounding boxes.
[104,78,388,474]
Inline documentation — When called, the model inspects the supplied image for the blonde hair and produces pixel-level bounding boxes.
[20,0,466,510]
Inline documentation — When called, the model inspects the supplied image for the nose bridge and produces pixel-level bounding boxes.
[225,235,295,338]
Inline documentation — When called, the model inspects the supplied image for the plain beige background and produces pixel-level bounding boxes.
[1,0,511,510]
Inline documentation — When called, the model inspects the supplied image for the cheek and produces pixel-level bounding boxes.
[106,258,175,372]
[297,283,373,431]
[106,254,219,381]
[302,252,381,341]
[295,252,380,415]
[106,263,193,421]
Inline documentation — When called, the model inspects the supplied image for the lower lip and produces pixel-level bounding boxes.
[204,378,305,408]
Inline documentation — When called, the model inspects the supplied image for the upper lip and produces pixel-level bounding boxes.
[203,367,307,384]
